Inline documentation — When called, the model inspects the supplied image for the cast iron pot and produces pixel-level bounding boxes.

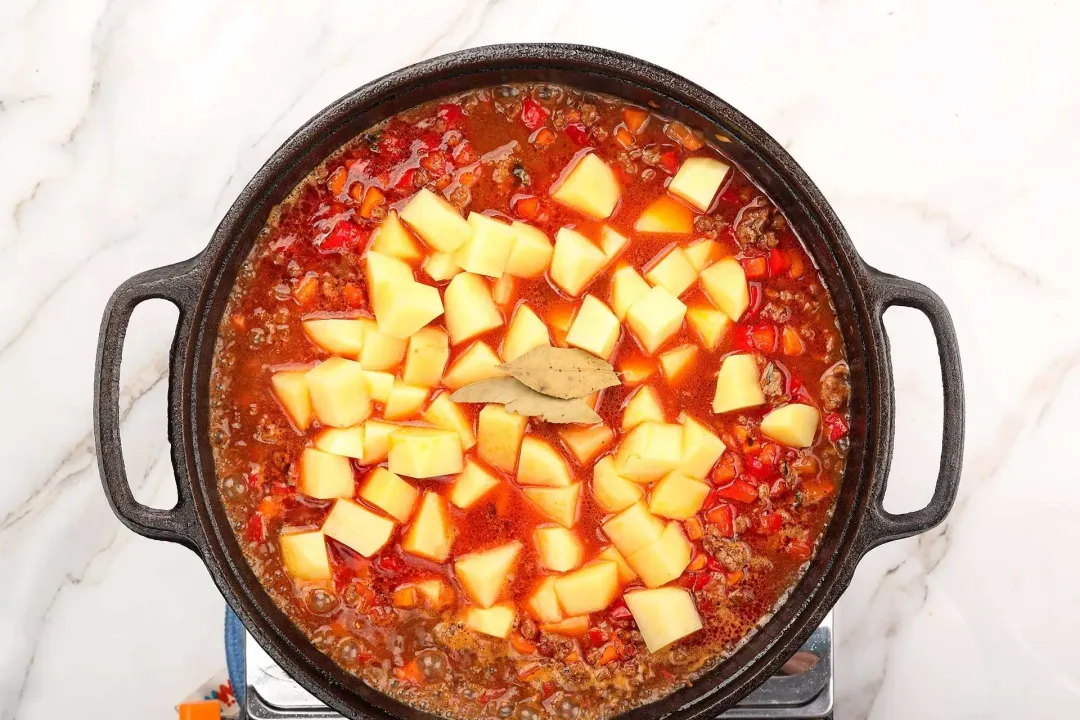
[94,44,964,719]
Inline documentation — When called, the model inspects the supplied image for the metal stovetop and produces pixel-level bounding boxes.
[243,613,833,719]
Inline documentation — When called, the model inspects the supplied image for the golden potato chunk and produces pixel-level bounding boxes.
[399,187,472,252]
[371,209,424,263]
[679,414,727,479]
[559,423,614,465]
[602,501,665,556]
[712,353,765,414]
[760,403,821,448]
[322,499,396,557]
[382,382,428,421]
[302,318,368,356]
[280,531,331,581]
[305,357,372,428]
[359,467,418,523]
[360,419,397,464]
[659,344,698,384]
[358,324,407,372]
[645,247,698,297]
[506,221,554,278]
[502,304,551,362]
[648,472,710,520]
[591,456,643,513]
[444,272,504,346]
[550,153,620,219]
[465,603,516,638]
[550,227,607,297]
[554,561,620,616]
[614,422,685,482]
[535,525,583,572]
[686,306,731,350]
[523,484,581,528]
[541,615,590,637]
[627,522,693,588]
[455,212,516,278]
[622,385,665,432]
[597,545,637,584]
[448,458,501,509]
[517,437,572,487]
[684,238,722,273]
[700,257,749,321]
[361,370,394,404]
[477,404,528,473]
[610,265,651,321]
[402,327,449,387]
[387,427,463,478]
[625,286,687,355]
[455,541,522,607]
[668,157,730,212]
[423,251,463,282]
[526,576,563,623]
[422,392,476,451]
[441,341,508,390]
[299,447,356,499]
[634,196,694,234]
[624,587,703,652]
[565,295,620,359]
[401,491,453,562]
[271,370,313,431]
[314,425,366,459]
[600,226,629,260]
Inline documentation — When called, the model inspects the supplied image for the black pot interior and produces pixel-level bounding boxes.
[184,46,881,720]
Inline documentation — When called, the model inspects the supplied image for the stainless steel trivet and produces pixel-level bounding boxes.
[244,613,833,719]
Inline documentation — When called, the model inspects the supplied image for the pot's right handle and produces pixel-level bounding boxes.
[94,257,206,553]
[856,267,965,553]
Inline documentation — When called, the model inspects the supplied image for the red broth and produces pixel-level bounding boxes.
[210,83,850,720]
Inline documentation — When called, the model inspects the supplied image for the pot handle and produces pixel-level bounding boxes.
[94,257,206,553]
[857,267,965,552]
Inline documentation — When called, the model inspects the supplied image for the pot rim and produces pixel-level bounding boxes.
[94,43,964,720]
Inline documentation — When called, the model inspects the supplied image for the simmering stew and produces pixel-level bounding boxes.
[210,83,850,720]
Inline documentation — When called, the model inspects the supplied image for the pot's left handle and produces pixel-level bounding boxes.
[94,256,207,552]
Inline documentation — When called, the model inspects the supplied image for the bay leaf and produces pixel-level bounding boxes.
[450,377,602,425]
[497,346,621,400]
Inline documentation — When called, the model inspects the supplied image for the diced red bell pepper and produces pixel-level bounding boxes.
[420,151,451,176]
[375,553,405,575]
[452,140,477,165]
[757,511,784,535]
[770,477,790,499]
[419,130,443,151]
[659,150,679,174]
[743,455,774,481]
[521,97,548,131]
[824,412,849,442]
[437,103,465,129]
[706,504,735,537]
[565,122,588,145]
[245,513,264,543]
[705,556,726,573]
[714,478,760,504]
[395,167,420,190]
[749,324,777,353]
[741,256,769,280]
[321,220,365,252]
[787,539,813,562]
[768,248,790,276]
[587,627,609,646]
[680,572,711,591]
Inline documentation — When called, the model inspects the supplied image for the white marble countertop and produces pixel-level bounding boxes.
[2,1,1078,718]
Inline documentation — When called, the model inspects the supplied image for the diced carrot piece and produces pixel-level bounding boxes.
[343,283,366,308]
[513,195,540,220]
[459,171,478,186]
[230,314,246,332]
[393,586,419,608]
[684,517,704,541]
[623,108,649,134]
[564,650,580,663]
[597,644,619,665]
[741,256,769,280]
[782,327,805,356]
[348,182,366,202]
[615,128,635,148]
[510,632,537,654]
[534,128,556,147]
[665,121,703,150]
[257,496,284,519]
[726,570,744,586]
[800,478,836,504]
[293,274,319,304]
[713,453,737,484]
[358,186,385,218]
[789,253,805,279]
[687,551,707,572]
[328,167,348,195]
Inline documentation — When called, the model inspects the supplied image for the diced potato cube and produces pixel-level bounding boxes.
[554,561,620,616]
[414,578,455,610]
[360,419,396,464]
[402,327,449,387]
[625,286,687,355]
[365,251,414,309]
[359,324,407,372]
[535,525,583,572]
[361,371,394,404]
[399,187,472,252]
[449,458,500,509]
[271,370,313,430]
[565,295,620,359]
[602,501,665,556]
[383,382,428,421]
[659,344,698,384]
[622,385,665,431]
[634,196,694,234]
[517,437,572,487]
[423,252,463,282]
[700,257,750,321]
[401,491,453,562]
[684,239,722,273]
[455,541,522,607]
[624,587,703,652]
[523,484,581,528]
[614,422,685,482]
[359,467,419,523]
[526,576,563,623]
[550,153,620,220]
[541,615,590,637]
[668,157,730,212]
[592,456,644,513]
[441,341,508,390]
[492,274,516,308]
[645,247,698,297]
[299,447,355,499]
[314,426,366,459]
[627,522,692,588]
[648,472,709,520]
[502,304,551,362]
[506,222,554,278]
[444,273,504,345]
[422,392,476,450]
[550,228,608,297]
[597,545,637,584]
[686,306,731,350]
[280,531,331,581]
[305,357,372,427]
[465,603,516,638]
[454,212,516,278]
[302,319,368,356]
[679,414,727,478]
[760,404,821,448]
[610,266,651,321]
[477,404,528,473]
[617,356,656,386]
[322,499,396,557]
[600,226,629,260]
[712,353,765,414]
[559,424,614,465]
[388,427,464,478]
[371,209,424,263]
[373,280,444,340]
